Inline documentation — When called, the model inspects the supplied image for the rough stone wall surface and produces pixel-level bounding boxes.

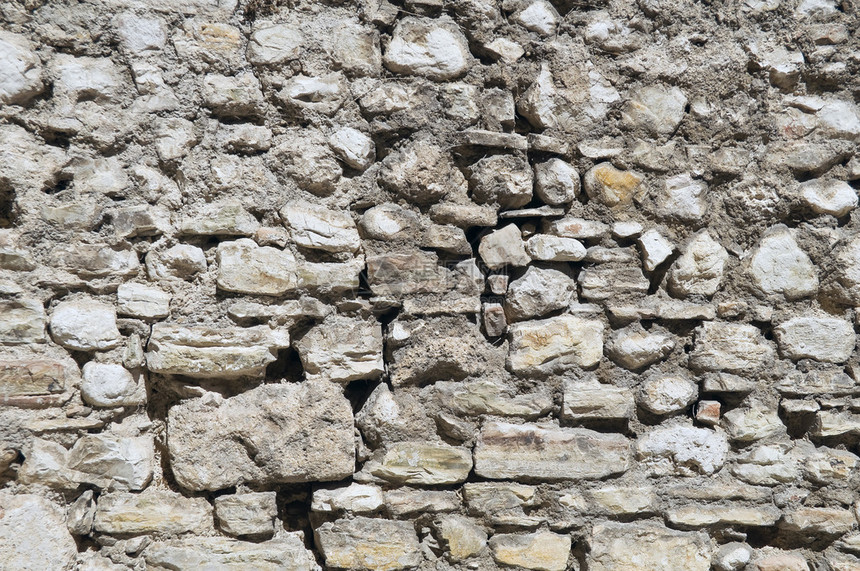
[0,0,859,568]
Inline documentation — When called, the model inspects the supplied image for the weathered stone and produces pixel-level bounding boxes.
[474,421,630,481]
[505,267,576,322]
[722,402,784,441]
[637,424,729,475]
[295,315,383,383]
[94,488,212,535]
[781,507,856,535]
[50,242,140,278]
[247,24,303,65]
[639,374,698,415]
[469,154,533,208]
[167,382,354,490]
[363,442,472,485]
[622,85,687,135]
[584,163,645,207]
[67,490,95,536]
[799,179,857,216]
[463,482,541,526]
[811,411,860,437]
[490,531,571,571]
[562,378,635,421]
[145,535,316,571]
[272,130,342,195]
[146,244,207,280]
[605,323,675,370]
[116,283,170,320]
[668,231,729,298]
[383,17,470,80]
[0,493,77,571]
[312,484,384,515]
[360,204,421,241]
[517,64,562,129]
[316,517,421,571]
[775,315,855,363]
[435,515,487,562]
[327,20,382,77]
[508,315,604,373]
[0,298,45,344]
[479,224,530,269]
[587,523,713,571]
[714,542,753,571]
[802,447,859,484]
[657,173,708,221]
[52,54,121,102]
[202,73,265,118]
[355,383,437,446]
[216,239,297,295]
[280,201,361,253]
[146,323,290,379]
[746,225,818,300]
[638,229,674,272]
[533,159,579,205]
[0,31,43,105]
[525,234,586,262]
[586,485,659,516]
[732,443,801,486]
[67,434,154,491]
[378,139,466,204]
[511,0,559,35]
[689,322,774,373]
[329,127,375,170]
[179,200,259,236]
[751,551,809,571]
[384,488,461,517]
[214,492,277,536]
[50,300,121,352]
[437,378,552,418]
[544,217,609,239]
[0,354,78,398]
[666,504,782,528]
[0,124,65,193]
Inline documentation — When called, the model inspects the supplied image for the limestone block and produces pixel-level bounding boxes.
[508,315,604,373]
[295,315,383,383]
[587,522,713,571]
[316,517,421,571]
[383,17,470,80]
[214,492,277,536]
[50,300,121,352]
[93,488,213,535]
[0,493,77,571]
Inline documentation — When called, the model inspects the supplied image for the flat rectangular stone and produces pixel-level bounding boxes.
[294,315,383,383]
[0,299,45,344]
[666,504,782,528]
[490,531,571,571]
[168,382,354,491]
[507,315,604,374]
[383,489,460,517]
[689,322,775,373]
[93,488,213,535]
[588,523,713,571]
[0,358,77,397]
[457,129,528,150]
[315,517,421,571]
[463,482,541,527]
[362,442,472,485]
[474,421,631,481]
[579,266,649,301]
[145,536,316,571]
[562,379,635,422]
[145,324,289,379]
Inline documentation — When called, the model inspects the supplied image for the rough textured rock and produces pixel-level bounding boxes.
[94,488,213,535]
[0,493,77,571]
[316,517,421,571]
[167,382,354,490]
[145,535,317,570]
[588,523,713,571]
[507,315,604,374]
[49,300,121,352]
[295,315,383,383]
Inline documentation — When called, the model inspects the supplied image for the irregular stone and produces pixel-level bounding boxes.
[145,323,290,379]
[316,517,421,571]
[799,179,857,216]
[113,12,166,54]
[52,54,121,102]
[746,225,818,299]
[117,283,170,320]
[544,217,609,239]
[167,382,354,490]
[216,238,297,295]
[490,531,570,571]
[469,154,533,208]
[525,234,586,261]
[383,17,470,80]
[272,130,341,195]
[689,322,774,373]
[657,173,708,221]
[732,443,801,486]
[587,522,713,571]
[824,235,860,305]
[508,315,604,373]
[638,229,674,271]
[605,323,675,370]
[355,383,437,446]
[179,200,259,236]
[81,363,144,408]
[517,64,562,129]
[111,204,169,239]
[202,73,265,118]
[463,482,541,527]
[479,224,530,269]
[0,354,78,398]
[68,434,154,491]
[50,300,121,352]
[327,20,382,77]
[637,424,729,475]
[214,492,277,536]
[146,244,207,280]
[714,543,753,571]
[811,411,860,437]
[145,535,316,571]
[363,442,472,485]
[280,201,361,253]
[366,251,476,297]
[562,378,635,421]
[49,242,140,278]
[0,493,77,571]
[584,162,645,207]
[384,488,461,517]
[18,438,94,489]
[436,378,553,418]
[279,73,346,117]
[781,507,856,535]
[0,124,65,193]
[638,374,698,415]
[722,403,784,441]
[378,139,466,204]
[0,31,43,105]
[0,298,45,344]
[775,315,855,363]
[579,266,650,301]
[474,421,630,481]
[329,127,375,170]
[622,85,687,135]
[67,490,96,536]
[295,315,383,383]
[668,231,729,298]
[312,484,384,515]
[505,266,576,322]
[751,551,808,571]
[802,447,860,484]
[247,24,303,65]
[435,515,487,562]
[360,204,421,241]
[94,488,212,535]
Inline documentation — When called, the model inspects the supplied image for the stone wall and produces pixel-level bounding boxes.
[1,0,859,569]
